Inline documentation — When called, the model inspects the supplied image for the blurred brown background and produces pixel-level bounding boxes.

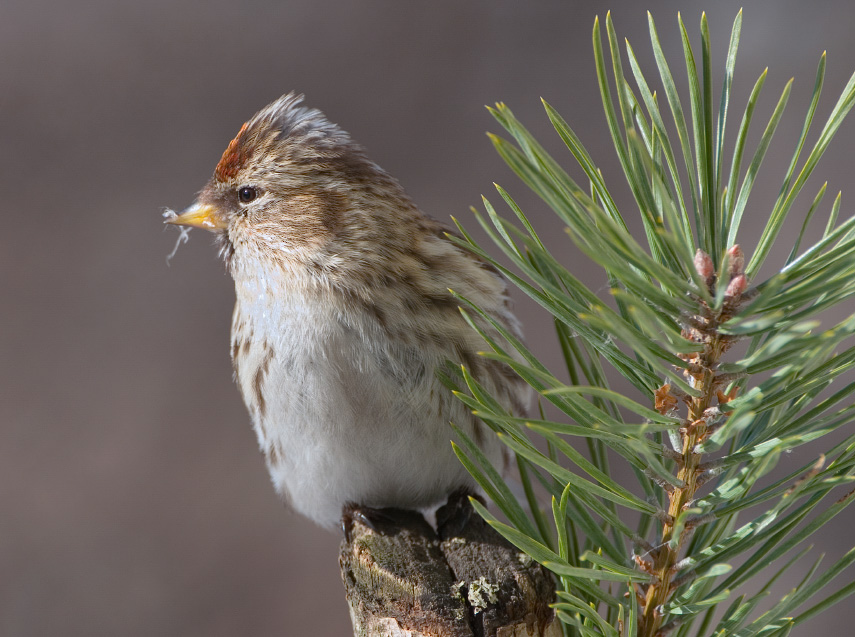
[3,0,855,635]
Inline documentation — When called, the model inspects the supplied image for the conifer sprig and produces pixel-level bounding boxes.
[450,10,855,636]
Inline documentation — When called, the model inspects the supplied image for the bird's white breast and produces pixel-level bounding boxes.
[230,273,501,529]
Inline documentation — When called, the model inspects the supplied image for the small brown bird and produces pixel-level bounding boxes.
[167,94,528,529]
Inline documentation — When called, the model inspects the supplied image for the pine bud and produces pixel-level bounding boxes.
[694,249,714,280]
[727,245,745,276]
[725,273,748,298]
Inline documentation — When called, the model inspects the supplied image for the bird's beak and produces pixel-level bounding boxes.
[165,202,227,231]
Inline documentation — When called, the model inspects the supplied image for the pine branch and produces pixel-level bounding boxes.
[453,8,855,636]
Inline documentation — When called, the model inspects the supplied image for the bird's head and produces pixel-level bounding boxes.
[167,93,407,273]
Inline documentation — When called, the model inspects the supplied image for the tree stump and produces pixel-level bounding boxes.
[339,493,559,637]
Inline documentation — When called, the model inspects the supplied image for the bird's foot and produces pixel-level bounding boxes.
[341,503,427,541]
[435,487,485,538]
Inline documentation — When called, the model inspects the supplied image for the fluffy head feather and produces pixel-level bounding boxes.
[214,93,353,182]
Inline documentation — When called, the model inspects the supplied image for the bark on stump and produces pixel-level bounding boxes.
[339,493,559,637]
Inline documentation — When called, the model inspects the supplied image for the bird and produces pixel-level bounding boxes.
[166,93,528,529]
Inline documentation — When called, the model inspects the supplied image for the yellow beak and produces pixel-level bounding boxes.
[165,202,227,231]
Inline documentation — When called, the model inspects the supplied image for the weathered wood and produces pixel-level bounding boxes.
[436,493,559,637]
[340,507,473,636]
[340,495,558,637]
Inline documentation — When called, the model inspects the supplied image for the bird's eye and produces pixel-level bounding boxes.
[238,186,258,203]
